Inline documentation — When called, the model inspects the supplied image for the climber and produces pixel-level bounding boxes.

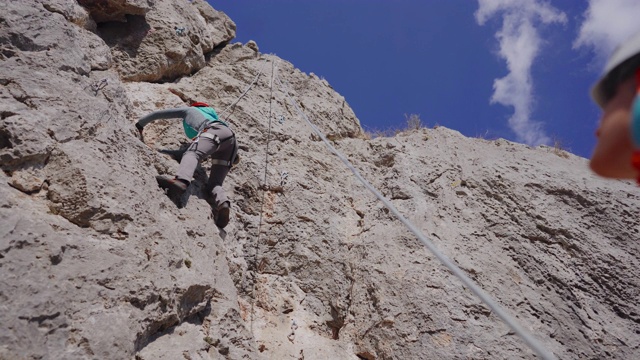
[135,102,238,228]
[590,31,640,184]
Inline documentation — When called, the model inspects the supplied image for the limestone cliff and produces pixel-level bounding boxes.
[1,1,639,359]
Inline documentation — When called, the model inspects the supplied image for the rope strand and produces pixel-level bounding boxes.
[250,58,277,333]
[219,58,270,119]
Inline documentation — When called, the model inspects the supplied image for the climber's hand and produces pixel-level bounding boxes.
[135,123,144,141]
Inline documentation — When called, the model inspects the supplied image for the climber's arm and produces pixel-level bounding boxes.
[135,107,191,129]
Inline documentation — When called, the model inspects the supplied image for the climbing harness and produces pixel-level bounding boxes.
[188,125,238,168]
[198,131,220,144]
[275,71,557,360]
[186,104,228,141]
[181,59,268,163]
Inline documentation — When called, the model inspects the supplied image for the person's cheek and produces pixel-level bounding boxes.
[590,109,634,177]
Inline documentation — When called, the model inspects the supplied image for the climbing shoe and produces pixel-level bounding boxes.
[156,175,188,196]
[214,202,230,228]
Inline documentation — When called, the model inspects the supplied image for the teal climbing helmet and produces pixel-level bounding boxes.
[592,31,640,108]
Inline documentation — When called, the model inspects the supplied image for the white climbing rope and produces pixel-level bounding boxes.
[218,58,270,119]
[275,71,557,360]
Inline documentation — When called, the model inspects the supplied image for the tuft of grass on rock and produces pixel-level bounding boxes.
[552,138,570,159]
[405,113,422,130]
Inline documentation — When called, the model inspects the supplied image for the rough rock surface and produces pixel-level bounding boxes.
[79,0,236,82]
[1,1,640,359]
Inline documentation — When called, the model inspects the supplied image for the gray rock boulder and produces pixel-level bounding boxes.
[79,0,236,82]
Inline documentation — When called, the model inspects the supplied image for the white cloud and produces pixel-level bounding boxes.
[574,0,640,64]
[476,0,566,146]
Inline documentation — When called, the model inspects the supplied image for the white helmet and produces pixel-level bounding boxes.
[591,32,640,108]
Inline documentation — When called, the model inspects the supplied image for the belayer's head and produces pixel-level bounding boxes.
[191,102,210,107]
[589,32,640,182]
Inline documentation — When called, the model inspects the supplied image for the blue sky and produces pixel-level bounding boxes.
[210,0,640,158]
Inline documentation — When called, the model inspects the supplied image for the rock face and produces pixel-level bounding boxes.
[1,1,639,359]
